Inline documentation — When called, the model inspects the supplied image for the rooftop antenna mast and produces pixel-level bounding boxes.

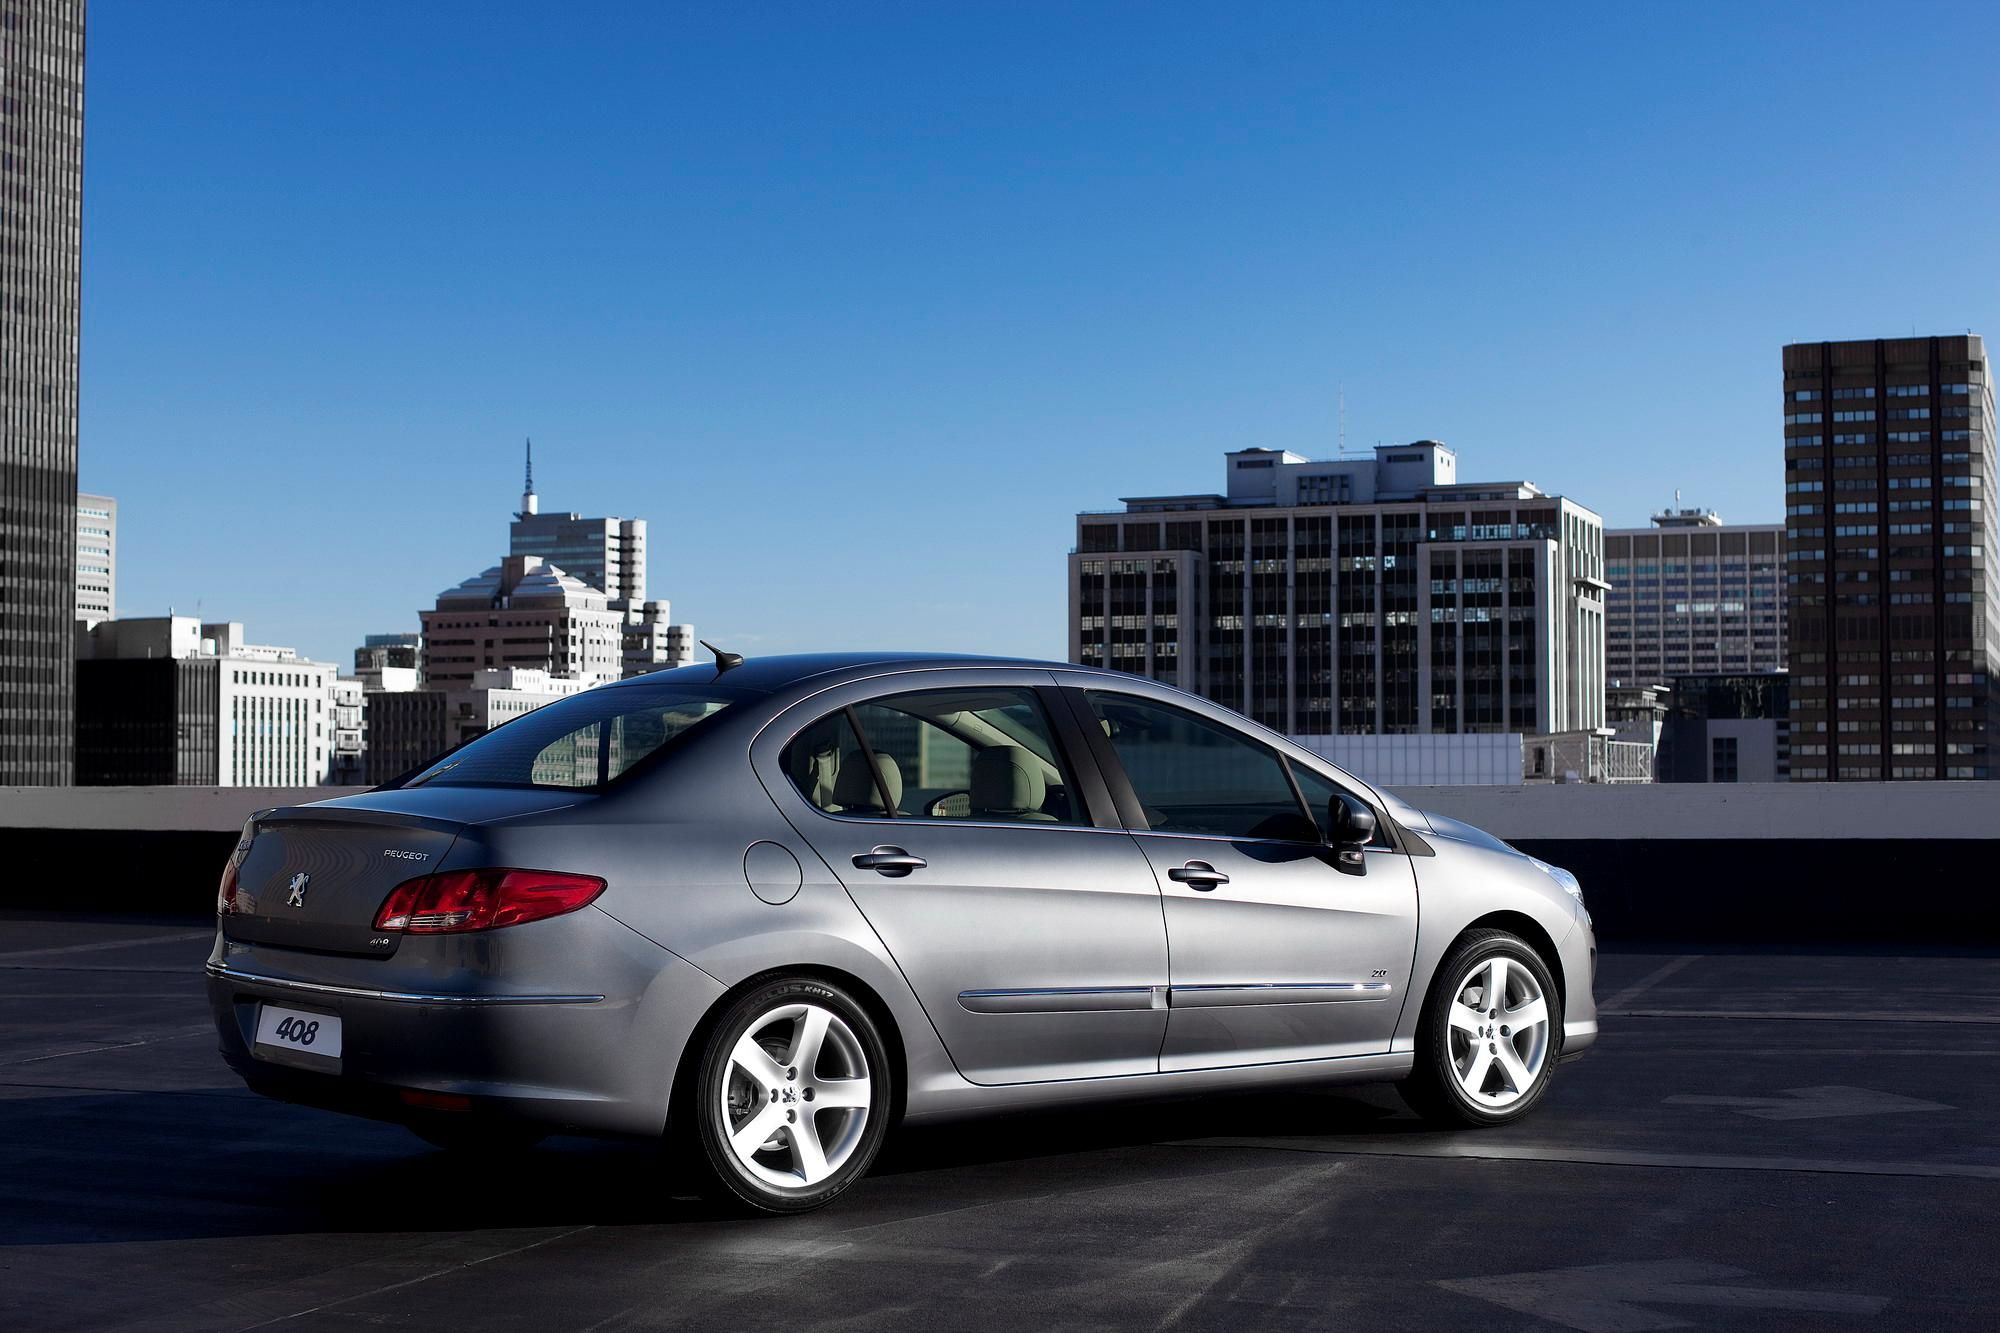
[1338,383,1347,458]
[518,437,539,517]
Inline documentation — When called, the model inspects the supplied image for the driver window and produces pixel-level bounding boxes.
[1086,692,1317,842]
[847,688,1080,826]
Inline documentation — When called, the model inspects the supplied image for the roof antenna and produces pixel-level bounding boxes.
[518,437,539,517]
[700,639,744,672]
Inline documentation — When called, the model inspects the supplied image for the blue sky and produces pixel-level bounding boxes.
[83,2,2000,667]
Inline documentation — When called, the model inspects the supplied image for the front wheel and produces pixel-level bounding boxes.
[1400,929,1561,1127]
[687,976,892,1215]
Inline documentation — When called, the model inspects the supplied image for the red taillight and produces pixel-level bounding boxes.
[373,869,606,934]
[216,857,240,916]
[217,823,254,916]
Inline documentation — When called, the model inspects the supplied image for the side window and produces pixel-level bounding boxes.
[848,688,1081,825]
[780,710,898,816]
[1086,693,1317,842]
[1288,759,1392,848]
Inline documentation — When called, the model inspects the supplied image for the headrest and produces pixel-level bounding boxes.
[834,749,901,813]
[970,745,1045,815]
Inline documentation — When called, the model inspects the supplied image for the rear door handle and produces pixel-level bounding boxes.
[1168,861,1229,890]
[853,846,927,877]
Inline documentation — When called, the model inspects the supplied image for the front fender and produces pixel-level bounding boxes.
[1396,835,1593,1055]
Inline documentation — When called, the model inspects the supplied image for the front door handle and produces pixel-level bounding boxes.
[1168,861,1230,890]
[853,846,927,877]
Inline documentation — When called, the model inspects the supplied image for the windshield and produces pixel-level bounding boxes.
[397,683,755,791]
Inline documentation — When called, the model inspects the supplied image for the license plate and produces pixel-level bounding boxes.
[253,1003,342,1063]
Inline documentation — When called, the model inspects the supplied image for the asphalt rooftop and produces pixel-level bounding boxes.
[2,913,1996,1332]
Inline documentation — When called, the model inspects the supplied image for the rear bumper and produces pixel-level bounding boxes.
[204,914,726,1138]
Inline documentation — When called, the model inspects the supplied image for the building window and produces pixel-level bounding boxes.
[1711,736,1738,783]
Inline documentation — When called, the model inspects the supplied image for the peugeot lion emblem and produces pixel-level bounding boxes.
[285,872,310,908]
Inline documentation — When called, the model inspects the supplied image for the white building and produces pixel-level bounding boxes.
[75,616,346,786]
[75,492,116,623]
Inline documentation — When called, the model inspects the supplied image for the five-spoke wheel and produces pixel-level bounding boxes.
[1402,929,1562,1126]
[691,977,890,1213]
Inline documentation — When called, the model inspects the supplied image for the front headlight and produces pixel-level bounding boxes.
[1529,856,1583,903]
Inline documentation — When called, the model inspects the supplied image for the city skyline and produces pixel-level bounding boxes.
[76,5,2000,670]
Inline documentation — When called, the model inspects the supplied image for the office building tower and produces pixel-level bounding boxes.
[75,492,114,622]
[75,616,343,786]
[421,455,695,686]
[421,555,629,688]
[1783,335,1996,780]
[0,1,86,784]
[508,443,647,603]
[1069,443,1607,738]
[1605,509,1784,688]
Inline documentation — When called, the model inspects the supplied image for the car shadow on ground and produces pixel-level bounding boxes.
[0,1080,1431,1247]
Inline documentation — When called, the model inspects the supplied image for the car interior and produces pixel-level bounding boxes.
[783,690,1079,825]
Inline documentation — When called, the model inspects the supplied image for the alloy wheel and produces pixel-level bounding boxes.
[717,1001,873,1190]
[1445,954,1551,1108]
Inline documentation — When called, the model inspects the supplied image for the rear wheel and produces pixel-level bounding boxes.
[687,976,891,1215]
[1400,929,1561,1127]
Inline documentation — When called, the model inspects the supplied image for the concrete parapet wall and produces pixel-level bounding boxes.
[1390,780,1998,842]
[1,784,1994,944]
[0,787,371,833]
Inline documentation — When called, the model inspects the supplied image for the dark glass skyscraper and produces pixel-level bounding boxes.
[1784,335,1996,780]
[0,1,85,784]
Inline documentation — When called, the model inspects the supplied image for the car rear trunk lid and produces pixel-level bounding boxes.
[223,805,464,957]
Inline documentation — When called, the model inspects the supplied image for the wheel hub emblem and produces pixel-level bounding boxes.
[781,1086,798,1104]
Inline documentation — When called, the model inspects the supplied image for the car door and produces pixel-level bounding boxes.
[756,671,1170,1086]
[1064,685,1418,1072]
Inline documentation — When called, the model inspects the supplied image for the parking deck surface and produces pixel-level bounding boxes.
[2,914,1996,1332]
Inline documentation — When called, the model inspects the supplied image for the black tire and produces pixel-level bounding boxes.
[686,975,892,1216]
[407,1119,548,1154]
[1399,928,1563,1128]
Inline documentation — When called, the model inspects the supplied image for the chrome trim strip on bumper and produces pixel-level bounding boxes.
[958,986,1162,1014]
[206,961,604,1006]
[1168,982,1392,1008]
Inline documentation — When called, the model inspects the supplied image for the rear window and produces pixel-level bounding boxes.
[396,683,754,791]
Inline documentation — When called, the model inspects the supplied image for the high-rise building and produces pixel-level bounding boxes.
[75,616,344,786]
[1783,335,1996,781]
[419,454,695,686]
[508,443,647,603]
[1605,509,1785,688]
[1069,443,1608,738]
[421,555,629,688]
[75,492,115,622]
[0,1,86,785]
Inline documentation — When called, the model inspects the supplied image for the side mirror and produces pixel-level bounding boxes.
[1328,794,1376,871]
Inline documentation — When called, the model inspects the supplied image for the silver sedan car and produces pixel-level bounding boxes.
[207,653,1597,1214]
